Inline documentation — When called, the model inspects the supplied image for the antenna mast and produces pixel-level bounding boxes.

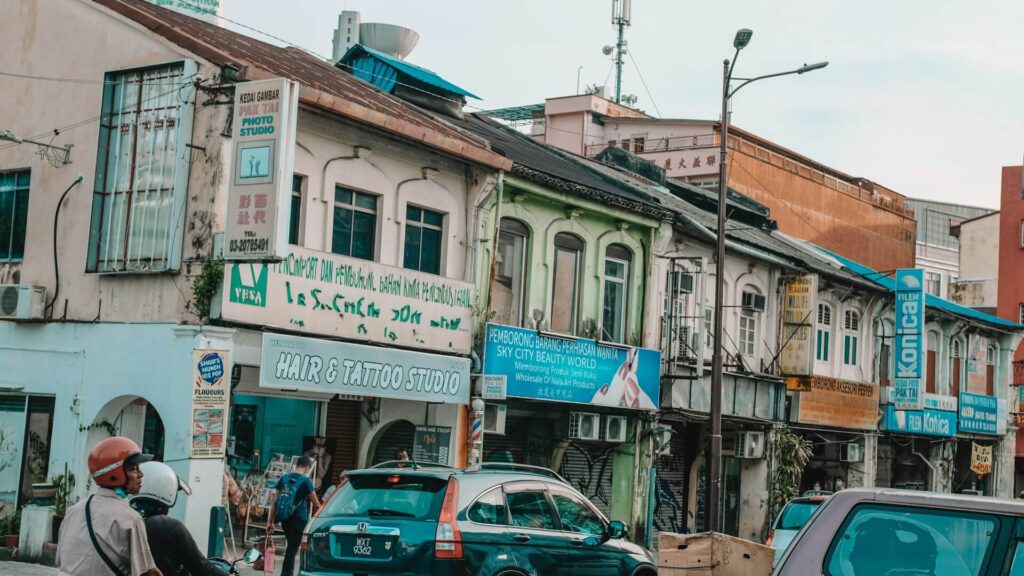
[611,0,632,104]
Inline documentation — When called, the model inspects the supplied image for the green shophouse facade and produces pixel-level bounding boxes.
[460,114,672,539]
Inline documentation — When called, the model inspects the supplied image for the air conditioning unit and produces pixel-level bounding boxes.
[569,412,600,441]
[671,271,694,295]
[604,415,627,443]
[0,285,45,321]
[483,403,507,435]
[839,443,863,463]
[741,292,766,312]
[735,430,766,459]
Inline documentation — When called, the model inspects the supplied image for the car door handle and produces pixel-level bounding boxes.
[513,534,531,543]
[570,538,584,547]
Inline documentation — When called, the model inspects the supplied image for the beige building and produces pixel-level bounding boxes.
[951,211,1001,312]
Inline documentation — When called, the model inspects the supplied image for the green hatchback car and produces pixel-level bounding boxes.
[299,462,656,576]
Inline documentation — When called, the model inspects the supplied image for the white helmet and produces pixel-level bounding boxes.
[133,461,192,508]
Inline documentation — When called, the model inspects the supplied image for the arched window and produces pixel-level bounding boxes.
[926,332,939,394]
[843,310,860,366]
[551,233,584,334]
[816,303,832,362]
[602,244,632,343]
[492,218,529,326]
[986,345,996,396]
[738,286,761,358]
[950,338,964,397]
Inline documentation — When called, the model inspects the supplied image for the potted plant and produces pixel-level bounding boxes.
[51,470,77,543]
[2,508,21,548]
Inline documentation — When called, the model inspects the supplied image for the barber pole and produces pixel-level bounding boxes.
[470,398,485,465]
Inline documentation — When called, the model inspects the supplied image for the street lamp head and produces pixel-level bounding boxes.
[733,29,753,49]
[797,61,829,74]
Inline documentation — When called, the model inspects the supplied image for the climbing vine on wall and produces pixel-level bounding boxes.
[192,255,224,320]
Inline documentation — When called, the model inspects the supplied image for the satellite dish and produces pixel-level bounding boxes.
[602,45,614,56]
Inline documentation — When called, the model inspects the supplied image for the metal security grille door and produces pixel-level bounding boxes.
[89,62,195,272]
[372,420,416,465]
[559,442,616,517]
[324,399,360,486]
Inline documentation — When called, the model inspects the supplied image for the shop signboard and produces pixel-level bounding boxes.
[882,405,957,437]
[222,247,474,354]
[482,324,660,411]
[959,391,1000,435]
[882,388,957,412]
[893,269,925,410]
[413,426,452,465]
[260,333,470,404]
[225,77,298,261]
[191,350,230,458]
[796,376,879,430]
[780,275,817,376]
[481,374,507,400]
[966,335,988,394]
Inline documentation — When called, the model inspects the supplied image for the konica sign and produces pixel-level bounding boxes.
[893,269,925,410]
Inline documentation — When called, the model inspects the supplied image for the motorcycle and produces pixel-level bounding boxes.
[209,547,262,574]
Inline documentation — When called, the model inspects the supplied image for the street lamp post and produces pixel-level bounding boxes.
[707,29,827,532]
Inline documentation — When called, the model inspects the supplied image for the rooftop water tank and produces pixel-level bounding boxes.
[358,22,419,60]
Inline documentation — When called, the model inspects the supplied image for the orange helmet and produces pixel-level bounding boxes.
[88,437,153,488]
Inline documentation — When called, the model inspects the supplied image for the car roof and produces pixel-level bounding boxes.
[828,488,1024,515]
[346,462,571,486]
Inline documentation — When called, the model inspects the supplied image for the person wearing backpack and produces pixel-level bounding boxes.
[266,456,322,576]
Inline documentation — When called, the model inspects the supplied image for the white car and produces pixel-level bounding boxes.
[766,492,831,564]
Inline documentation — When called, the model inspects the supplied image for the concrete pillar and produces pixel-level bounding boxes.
[18,505,53,561]
[848,434,877,489]
[738,457,769,542]
[997,429,1016,498]
[929,440,955,493]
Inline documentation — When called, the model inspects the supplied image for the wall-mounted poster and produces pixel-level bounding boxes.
[302,435,336,493]
[192,350,230,458]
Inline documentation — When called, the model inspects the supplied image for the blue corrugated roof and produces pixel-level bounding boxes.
[341,44,480,100]
[818,247,1022,330]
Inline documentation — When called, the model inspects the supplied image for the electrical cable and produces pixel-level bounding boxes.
[729,154,828,237]
[0,69,202,87]
[46,174,85,318]
[628,50,661,117]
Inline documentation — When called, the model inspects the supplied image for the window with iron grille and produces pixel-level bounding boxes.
[0,170,30,261]
[87,61,196,273]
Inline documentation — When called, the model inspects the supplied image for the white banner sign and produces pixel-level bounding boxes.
[780,275,817,376]
[883,388,957,412]
[221,246,474,354]
[225,78,297,261]
[261,333,470,404]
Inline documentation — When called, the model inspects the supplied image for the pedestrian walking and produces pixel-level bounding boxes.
[56,436,162,576]
[131,461,228,576]
[266,456,322,576]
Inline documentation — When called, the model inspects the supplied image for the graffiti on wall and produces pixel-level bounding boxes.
[653,452,687,534]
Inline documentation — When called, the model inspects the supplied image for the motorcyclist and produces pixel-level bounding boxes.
[57,436,162,576]
[130,461,229,576]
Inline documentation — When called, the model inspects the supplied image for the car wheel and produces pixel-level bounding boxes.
[631,568,657,576]
[495,571,528,576]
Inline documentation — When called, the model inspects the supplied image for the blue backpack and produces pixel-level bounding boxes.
[274,473,304,522]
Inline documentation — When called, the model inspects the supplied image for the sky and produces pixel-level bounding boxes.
[222,0,1024,209]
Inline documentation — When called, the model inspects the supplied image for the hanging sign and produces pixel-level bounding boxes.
[413,426,452,465]
[970,442,993,475]
[780,275,817,376]
[893,269,925,410]
[191,350,230,458]
[225,77,298,261]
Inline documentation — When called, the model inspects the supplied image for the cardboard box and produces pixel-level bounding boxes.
[657,532,774,576]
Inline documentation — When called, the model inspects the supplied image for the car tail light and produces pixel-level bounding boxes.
[765,530,774,546]
[434,477,462,559]
[301,476,347,558]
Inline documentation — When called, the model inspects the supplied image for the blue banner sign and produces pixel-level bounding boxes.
[959,392,999,435]
[883,405,957,437]
[483,324,661,411]
[893,269,925,410]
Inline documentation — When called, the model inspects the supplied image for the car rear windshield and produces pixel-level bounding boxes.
[321,474,448,520]
[776,500,822,530]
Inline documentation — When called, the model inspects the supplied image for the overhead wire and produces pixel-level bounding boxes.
[627,50,661,118]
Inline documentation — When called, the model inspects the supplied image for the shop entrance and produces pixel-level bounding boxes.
[0,395,56,514]
[228,394,319,479]
[371,420,416,465]
[953,439,994,495]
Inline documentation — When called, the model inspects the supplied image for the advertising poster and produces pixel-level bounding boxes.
[192,350,230,458]
[482,323,661,411]
[966,335,988,394]
[222,247,474,354]
[894,269,925,410]
[971,442,993,475]
[413,426,452,466]
[261,333,470,404]
[225,77,297,261]
[780,275,817,376]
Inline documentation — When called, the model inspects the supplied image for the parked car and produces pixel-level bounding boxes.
[300,462,657,576]
[773,488,1024,576]
[765,492,831,564]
